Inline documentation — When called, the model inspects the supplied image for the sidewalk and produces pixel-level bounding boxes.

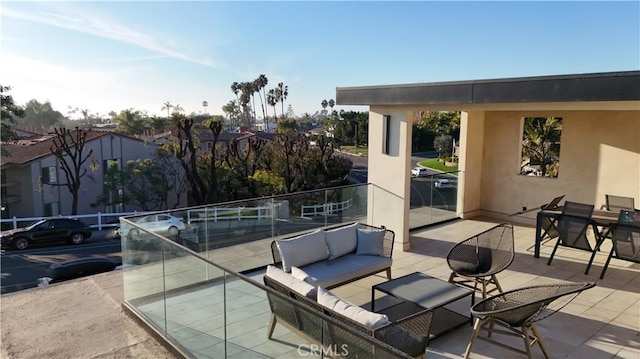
[1,270,174,359]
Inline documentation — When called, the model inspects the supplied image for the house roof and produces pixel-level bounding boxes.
[0,131,133,167]
[336,71,640,107]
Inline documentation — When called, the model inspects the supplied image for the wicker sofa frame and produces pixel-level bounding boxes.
[270,222,395,289]
[264,275,433,358]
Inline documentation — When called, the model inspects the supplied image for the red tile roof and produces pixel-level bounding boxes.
[1,131,111,166]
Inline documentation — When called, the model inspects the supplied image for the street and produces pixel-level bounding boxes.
[0,232,120,294]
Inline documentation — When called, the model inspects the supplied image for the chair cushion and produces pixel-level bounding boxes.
[276,228,328,272]
[356,227,386,256]
[317,287,389,330]
[325,223,360,260]
[265,265,317,300]
[296,254,392,289]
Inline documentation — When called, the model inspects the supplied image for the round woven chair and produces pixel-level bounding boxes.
[463,281,595,359]
[447,223,515,299]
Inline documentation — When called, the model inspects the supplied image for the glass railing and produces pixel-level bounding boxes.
[120,190,412,358]
[409,171,460,229]
[120,182,453,358]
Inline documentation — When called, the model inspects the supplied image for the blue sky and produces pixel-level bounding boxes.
[1,1,639,120]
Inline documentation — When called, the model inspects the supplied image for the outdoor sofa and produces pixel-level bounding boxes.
[270,222,395,289]
[263,265,433,358]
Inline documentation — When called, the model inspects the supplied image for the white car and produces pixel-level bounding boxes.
[434,179,455,189]
[411,167,428,177]
[119,214,187,237]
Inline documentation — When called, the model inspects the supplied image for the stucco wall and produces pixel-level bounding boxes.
[368,107,412,250]
[478,110,640,222]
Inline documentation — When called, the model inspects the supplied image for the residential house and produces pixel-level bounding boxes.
[0,130,185,222]
[336,70,640,250]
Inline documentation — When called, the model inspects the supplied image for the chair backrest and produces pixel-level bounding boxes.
[470,282,595,327]
[606,195,636,213]
[447,223,514,276]
[610,210,640,262]
[562,201,595,217]
[556,202,594,251]
[541,195,565,210]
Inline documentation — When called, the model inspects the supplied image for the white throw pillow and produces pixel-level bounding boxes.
[355,227,386,256]
[265,265,317,299]
[317,287,389,330]
[325,222,360,260]
[291,266,310,281]
[276,228,328,272]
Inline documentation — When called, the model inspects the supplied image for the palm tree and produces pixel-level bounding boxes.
[521,117,562,177]
[202,101,208,114]
[328,99,335,118]
[277,82,289,118]
[254,74,268,120]
[161,101,173,118]
[267,89,278,120]
[321,99,328,115]
[173,104,184,114]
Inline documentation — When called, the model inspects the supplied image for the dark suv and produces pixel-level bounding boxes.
[0,218,92,250]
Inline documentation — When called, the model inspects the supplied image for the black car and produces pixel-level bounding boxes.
[0,218,92,250]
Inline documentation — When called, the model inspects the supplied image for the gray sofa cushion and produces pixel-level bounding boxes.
[276,228,328,272]
[317,287,390,330]
[325,222,360,260]
[265,265,317,300]
[297,254,392,289]
[356,227,386,256]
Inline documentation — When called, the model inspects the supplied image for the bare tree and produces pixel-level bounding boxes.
[49,127,96,215]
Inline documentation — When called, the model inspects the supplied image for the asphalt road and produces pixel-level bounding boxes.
[0,231,120,294]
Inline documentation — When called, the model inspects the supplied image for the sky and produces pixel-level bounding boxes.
[1,1,639,120]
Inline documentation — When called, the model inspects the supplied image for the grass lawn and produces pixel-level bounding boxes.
[340,145,368,156]
[418,158,459,174]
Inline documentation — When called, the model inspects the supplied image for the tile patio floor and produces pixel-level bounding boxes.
[135,218,640,358]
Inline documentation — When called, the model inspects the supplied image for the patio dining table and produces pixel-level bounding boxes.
[533,207,619,258]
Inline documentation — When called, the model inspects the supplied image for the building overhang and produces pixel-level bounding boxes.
[336,71,640,110]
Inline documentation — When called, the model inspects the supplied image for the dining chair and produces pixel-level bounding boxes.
[547,202,599,270]
[605,195,636,213]
[597,209,640,279]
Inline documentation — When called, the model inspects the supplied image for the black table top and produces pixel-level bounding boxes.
[373,272,472,309]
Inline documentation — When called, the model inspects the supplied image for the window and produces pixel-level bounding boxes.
[382,115,391,155]
[41,166,57,184]
[44,202,60,217]
[520,117,562,178]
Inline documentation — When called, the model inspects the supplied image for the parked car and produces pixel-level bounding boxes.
[0,218,92,250]
[118,214,187,238]
[37,257,119,286]
[434,179,455,189]
[411,167,429,177]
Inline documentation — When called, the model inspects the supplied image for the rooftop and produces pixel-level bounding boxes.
[2,218,638,358]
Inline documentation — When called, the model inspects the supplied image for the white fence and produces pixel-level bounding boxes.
[300,198,353,217]
[1,198,351,230]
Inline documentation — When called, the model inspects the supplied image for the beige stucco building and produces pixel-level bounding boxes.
[337,71,640,250]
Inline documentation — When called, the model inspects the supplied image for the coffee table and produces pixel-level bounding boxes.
[372,272,473,340]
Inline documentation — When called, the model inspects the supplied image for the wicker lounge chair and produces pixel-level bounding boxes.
[463,281,596,359]
[597,209,640,279]
[546,202,600,271]
[447,223,514,299]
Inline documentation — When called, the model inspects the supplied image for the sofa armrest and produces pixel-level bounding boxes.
[270,241,283,269]
[374,308,433,357]
[359,223,395,258]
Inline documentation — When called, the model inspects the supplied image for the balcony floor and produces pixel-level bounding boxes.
[135,218,640,358]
